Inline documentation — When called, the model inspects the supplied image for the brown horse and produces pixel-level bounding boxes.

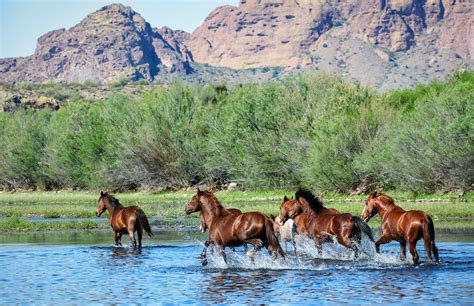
[199,208,247,258]
[185,189,285,262]
[279,188,374,257]
[96,191,153,248]
[362,192,439,264]
[199,208,242,233]
[283,199,340,236]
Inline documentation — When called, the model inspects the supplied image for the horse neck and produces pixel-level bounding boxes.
[375,198,402,219]
[105,198,123,216]
[200,196,226,226]
[298,199,318,220]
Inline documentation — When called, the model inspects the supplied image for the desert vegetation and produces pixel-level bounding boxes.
[0,71,472,193]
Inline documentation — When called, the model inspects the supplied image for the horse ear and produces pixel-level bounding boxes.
[283,195,289,202]
[100,191,106,197]
[197,188,203,196]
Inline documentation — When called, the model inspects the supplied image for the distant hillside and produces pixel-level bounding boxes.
[0,1,472,90]
[189,0,473,90]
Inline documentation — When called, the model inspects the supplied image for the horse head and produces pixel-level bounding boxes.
[279,195,301,224]
[362,193,381,222]
[185,189,204,215]
[96,191,109,217]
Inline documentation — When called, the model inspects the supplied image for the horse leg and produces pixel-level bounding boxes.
[292,238,297,256]
[408,240,419,265]
[117,233,122,246]
[314,236,323,256]
[137,228,143,248]
[245,239,262,257]
[113,231,120,246]
[375,234,392,253]
[200,240,210,259]
[400,241,407,260]
[432,241,440,264]
[336,234,357,257]
[127,225,137,248]
[219,245,227,263]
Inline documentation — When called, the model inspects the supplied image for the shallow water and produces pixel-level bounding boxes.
[0,230,473,304]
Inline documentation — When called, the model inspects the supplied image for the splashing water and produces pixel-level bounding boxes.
[202,234,412,270]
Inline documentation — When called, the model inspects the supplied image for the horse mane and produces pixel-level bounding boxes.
[202,190,226,215]
[295,188,324,213]
[103,194,122,208]
[370,192,395,205]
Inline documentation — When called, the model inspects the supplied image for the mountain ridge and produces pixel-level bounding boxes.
[0,1,472,90]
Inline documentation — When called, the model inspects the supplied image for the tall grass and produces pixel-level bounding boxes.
[0,71,472,193]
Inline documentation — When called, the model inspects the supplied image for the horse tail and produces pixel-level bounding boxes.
[423,215,439,263]
[352,216,374,242]
[137,209,154,237]
[265,218,285,258]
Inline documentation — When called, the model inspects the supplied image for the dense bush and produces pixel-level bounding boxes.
[0,72,472,193]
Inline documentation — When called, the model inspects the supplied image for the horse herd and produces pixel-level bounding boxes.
[96,188,440,265]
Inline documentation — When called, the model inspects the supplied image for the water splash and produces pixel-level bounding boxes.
[201,234,411,270]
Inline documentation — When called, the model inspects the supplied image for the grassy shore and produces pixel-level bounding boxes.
[0,191,472,232]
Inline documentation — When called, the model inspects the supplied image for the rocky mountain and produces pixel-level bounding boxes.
[188,0,473,89]
[0,1,472,90]
[0,4,192,84]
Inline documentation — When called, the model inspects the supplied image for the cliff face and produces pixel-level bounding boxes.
[188,0,472,69]
[0,4,192,84]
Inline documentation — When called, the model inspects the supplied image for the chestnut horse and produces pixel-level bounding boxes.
[279,188,373,257]
[362,192,439,264]
[199,208,247,258]
[283,199,340,236]
[185,189,285,262]
[96,191,153,248]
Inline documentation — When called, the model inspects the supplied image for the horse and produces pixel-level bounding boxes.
[278,196,339,235]
[199,208,242,233]
[362,192,439,264]
[199,208,247,258]
[273,215,297,255]
[96,191,153,248]
[279,189,374,258]
[185,189,285,262]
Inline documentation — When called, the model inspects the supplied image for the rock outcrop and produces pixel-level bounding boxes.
[188,0,472,69]
[0,4,192,84]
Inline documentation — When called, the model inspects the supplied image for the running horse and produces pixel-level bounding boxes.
[279,188,374,257]
[198,208,247,258]
[96,191,154,248]
[185,189,285,262]
[282,197,340,236]
[362,192,439,264]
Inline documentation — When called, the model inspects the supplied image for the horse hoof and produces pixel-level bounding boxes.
[201,259,208,266]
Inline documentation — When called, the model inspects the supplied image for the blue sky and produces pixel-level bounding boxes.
[0,0,239,58]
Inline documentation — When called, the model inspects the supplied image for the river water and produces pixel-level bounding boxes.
[0,230,473,304]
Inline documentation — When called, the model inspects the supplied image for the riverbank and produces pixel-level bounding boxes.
[0,191,472,232]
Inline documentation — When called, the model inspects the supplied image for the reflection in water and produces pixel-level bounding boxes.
[203,270,278,303]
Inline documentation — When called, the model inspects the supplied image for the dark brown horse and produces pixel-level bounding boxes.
[362,192,439,264]
[185,189,285,262]
[279,188,373,257]
[96,191,153,248]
